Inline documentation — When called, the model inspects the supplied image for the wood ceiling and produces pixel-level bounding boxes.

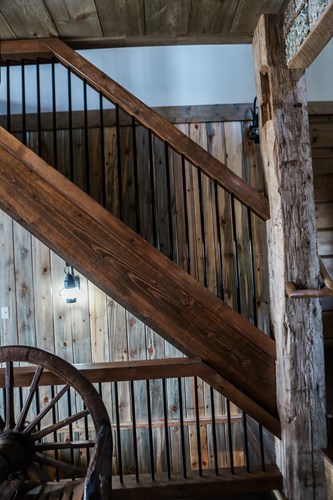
[0,0,289,49]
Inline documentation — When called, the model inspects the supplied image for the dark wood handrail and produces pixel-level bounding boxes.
[0,128,279,437]
[0,358,203,387]
[0,37,269,221]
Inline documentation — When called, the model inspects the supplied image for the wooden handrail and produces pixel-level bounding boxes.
[26,37,268,221]
[0,128,279,437]
[286,258,333,298]
[0,358,203,387]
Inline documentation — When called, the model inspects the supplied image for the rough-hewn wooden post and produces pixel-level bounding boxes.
[253,14,327,500]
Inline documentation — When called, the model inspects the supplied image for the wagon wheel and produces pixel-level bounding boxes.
[0,346,112,500]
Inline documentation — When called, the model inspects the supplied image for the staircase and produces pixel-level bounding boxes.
[0,38,281,496]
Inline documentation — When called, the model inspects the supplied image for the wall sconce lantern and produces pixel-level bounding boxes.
[59,263,81,303]
[248,97,260,144]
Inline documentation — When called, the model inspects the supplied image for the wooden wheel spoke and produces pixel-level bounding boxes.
[23,384,70,435]
[15,366,44,431]
[5,361,15,430]
[31,409,90,441]
[34,440,94,451]
[32,453,86,477]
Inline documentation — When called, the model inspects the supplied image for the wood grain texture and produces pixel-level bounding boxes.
[94,0,144,36]
[145,0,191,36]
[288,1,333,68]
[231,0,286,32]
[44,0,103,38]
[0,127,279,436]
[253,13,326,499]
[0,0,58,38]
[188,0,238,34]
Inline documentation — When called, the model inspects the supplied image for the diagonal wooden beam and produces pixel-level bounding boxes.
[0,127,279,436]
[0,37,270,219]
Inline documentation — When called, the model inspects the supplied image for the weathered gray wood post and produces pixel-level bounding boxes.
[253,14,327,500]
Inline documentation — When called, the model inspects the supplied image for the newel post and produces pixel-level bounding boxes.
[252,14,327,500]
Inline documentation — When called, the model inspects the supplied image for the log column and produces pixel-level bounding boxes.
[253,14,327,500]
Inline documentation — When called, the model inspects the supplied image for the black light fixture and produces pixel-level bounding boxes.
[59,263,81,303]
[248,97,260,144]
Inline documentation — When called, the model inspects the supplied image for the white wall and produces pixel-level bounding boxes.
[0,39,332,114]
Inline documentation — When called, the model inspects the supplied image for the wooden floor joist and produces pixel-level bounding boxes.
[0,127,279,437]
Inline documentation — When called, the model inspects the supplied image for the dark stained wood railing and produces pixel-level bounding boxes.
[0,128,279,437]
[0,357,282,497]
[0,38,270,221]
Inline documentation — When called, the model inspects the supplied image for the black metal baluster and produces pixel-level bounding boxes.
[198,170,208,288]
[50,385,60,481]
[194,376,203,476]
[146,380,155,480]
[226,399,234,474]
[130,380,139,481]
[162,378,171,479]
[115,104,123,221]
[36,58,42,157]
[210,386,219,475]
[214,181,225,300]
[178,377,187,478]
[67,388,75,478]
[99,93,106,208]
[18,387,23,413]
[21,60,27,145]
[51,58,58,170]
[181,155,191,274]
[148,130,159,249]
[165,142,174,261]
[242,411,250,472]
[83,80,90,195]
[247,207,266,470]
[83,403,90,466]
[259,422,266,472]
[6,62,11,132]
[67,68,74,181]
[132,116,141,234]
[114,382,123,483]
[230,194,241,312]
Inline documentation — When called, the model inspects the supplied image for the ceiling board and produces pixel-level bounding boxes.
[44,0,103,38]
[0,0,289,47]
[94,0,145,37]
[188,0,239,34]
[231,0,286,32]
[0,13,16,39]
[144,0,191,36]
[0,0,58,38]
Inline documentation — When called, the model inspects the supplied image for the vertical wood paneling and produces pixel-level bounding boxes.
[31,238,53,351]
[89,282,107,363]
[13,222,36,346]
[51,252,74,362]
[0,211,18,345]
